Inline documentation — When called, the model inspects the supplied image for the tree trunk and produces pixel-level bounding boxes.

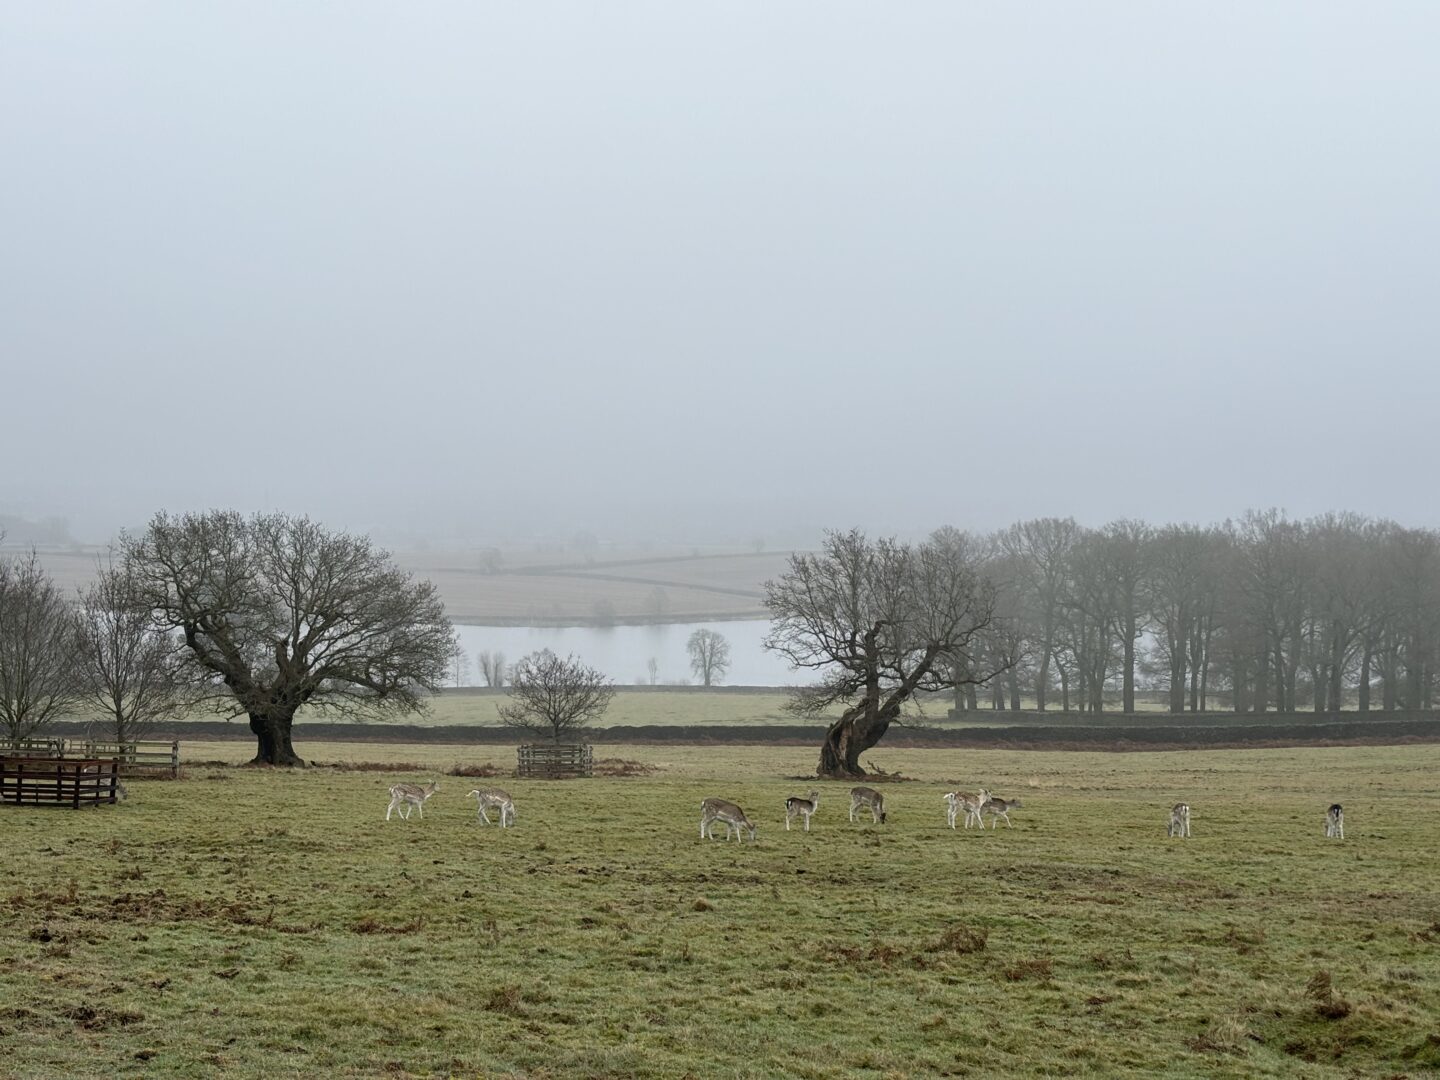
[817,701,897,779]
[1328,625,1346,714]
[1168,634,1187,714]
[1233,655,1249,715]
[249,712,306,767]
[1035,649,1051,712]
[1122,618,1136,713]
[1357,643,1372,714]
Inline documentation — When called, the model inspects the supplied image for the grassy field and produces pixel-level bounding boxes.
[3,743,1439,1078]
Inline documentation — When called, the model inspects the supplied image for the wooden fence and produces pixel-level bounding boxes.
[81,739,180,778]
[0,758,122,808]
[517,743,594,779]
[1,738,180,778]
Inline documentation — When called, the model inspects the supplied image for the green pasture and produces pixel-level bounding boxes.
[2,744,1438,1078]
[160,688,1173,733]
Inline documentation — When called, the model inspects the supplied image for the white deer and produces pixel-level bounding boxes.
[784,790,820,832]
[981,795,1022,829]
[1167,802,1191,838]
[1325,803,1344,839]
[849,786,886,824]
[700,797,756,843]
[943,789,989,829]
[386,780,439,821]
[469,788,516,828]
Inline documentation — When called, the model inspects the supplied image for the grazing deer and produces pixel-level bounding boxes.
[386,780,439,821]
[469,788,516,828]
[1167,802,1191,838]
[981,795,1021,829]
[784,790,820,832]
[849,786,886,824]
[1325,803,1344,839]
[701,797,756,843]
[943,789,989,829]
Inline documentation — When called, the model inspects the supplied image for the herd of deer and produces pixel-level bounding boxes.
[384,779,1346,844]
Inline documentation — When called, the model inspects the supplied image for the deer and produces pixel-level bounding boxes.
[784,790,820,832]
[469,788,516,828]
[849,786,886,824]
[1167,802,1191,838]
[943,789,989,829]
[981,795,1021,829]
[700,797,756,843]
[1325,803,1344,839]
[386,780,439,821]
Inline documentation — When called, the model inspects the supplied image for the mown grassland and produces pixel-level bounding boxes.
[2,743,1439,1079]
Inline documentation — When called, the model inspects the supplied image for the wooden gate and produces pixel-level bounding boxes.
[516,743,593,779]
[81,740,181,779]
[0,758,123,808]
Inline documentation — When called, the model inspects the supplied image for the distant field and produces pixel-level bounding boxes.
[23,545,787,625]
[2,743,1437,1078]
[406,549,786,624]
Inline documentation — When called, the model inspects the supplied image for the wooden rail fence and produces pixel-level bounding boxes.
[1,739,180,778]
[0,758,122,808]
[81,740,180,779]
[517,743,593,779]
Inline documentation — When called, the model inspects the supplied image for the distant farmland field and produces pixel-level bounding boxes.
[27,545,787,625]
[3,743,1436,1078]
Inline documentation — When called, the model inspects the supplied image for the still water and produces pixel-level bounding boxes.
[451,619,799,687]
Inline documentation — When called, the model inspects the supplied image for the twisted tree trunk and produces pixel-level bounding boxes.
[818,697,901,779]
[249,711,305,767]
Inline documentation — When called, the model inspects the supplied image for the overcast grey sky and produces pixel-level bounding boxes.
[2,3,1437,547]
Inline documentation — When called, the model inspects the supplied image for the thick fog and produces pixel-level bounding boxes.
[3,3,1438,547]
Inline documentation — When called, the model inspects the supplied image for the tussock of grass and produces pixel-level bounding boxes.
[593,757,659,777]
[320,760,428,773]
[1003,956,1054,982]
[930,924,988,954]
[445,762,508,778]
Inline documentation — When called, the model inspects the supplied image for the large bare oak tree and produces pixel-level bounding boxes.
[764,529,1007,779]
[123,511,454,765]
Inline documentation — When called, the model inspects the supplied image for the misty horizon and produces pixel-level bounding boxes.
[4,4,1438,547]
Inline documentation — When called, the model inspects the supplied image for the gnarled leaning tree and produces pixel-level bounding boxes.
[764,528,1010,779]
[124,511,454,766]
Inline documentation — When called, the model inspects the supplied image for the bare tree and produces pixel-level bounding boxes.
[123,511,454,766]
[0,550,82,747]
[75,554,195,743]
[1001,518,1080,710]
[765,529,1008,779]
[477,650,507,687]
[498,649,615,743]
[448,641,472,687]
[686,628,731,686]
[646,656,659,685]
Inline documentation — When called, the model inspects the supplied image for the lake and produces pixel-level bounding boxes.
[451,619,801,686]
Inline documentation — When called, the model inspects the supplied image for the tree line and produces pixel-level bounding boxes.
[963,510,1439,716]
[759,513,1440,778]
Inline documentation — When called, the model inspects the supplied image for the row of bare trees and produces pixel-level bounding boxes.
[0,549,194,747]
[968,510,1440,714]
